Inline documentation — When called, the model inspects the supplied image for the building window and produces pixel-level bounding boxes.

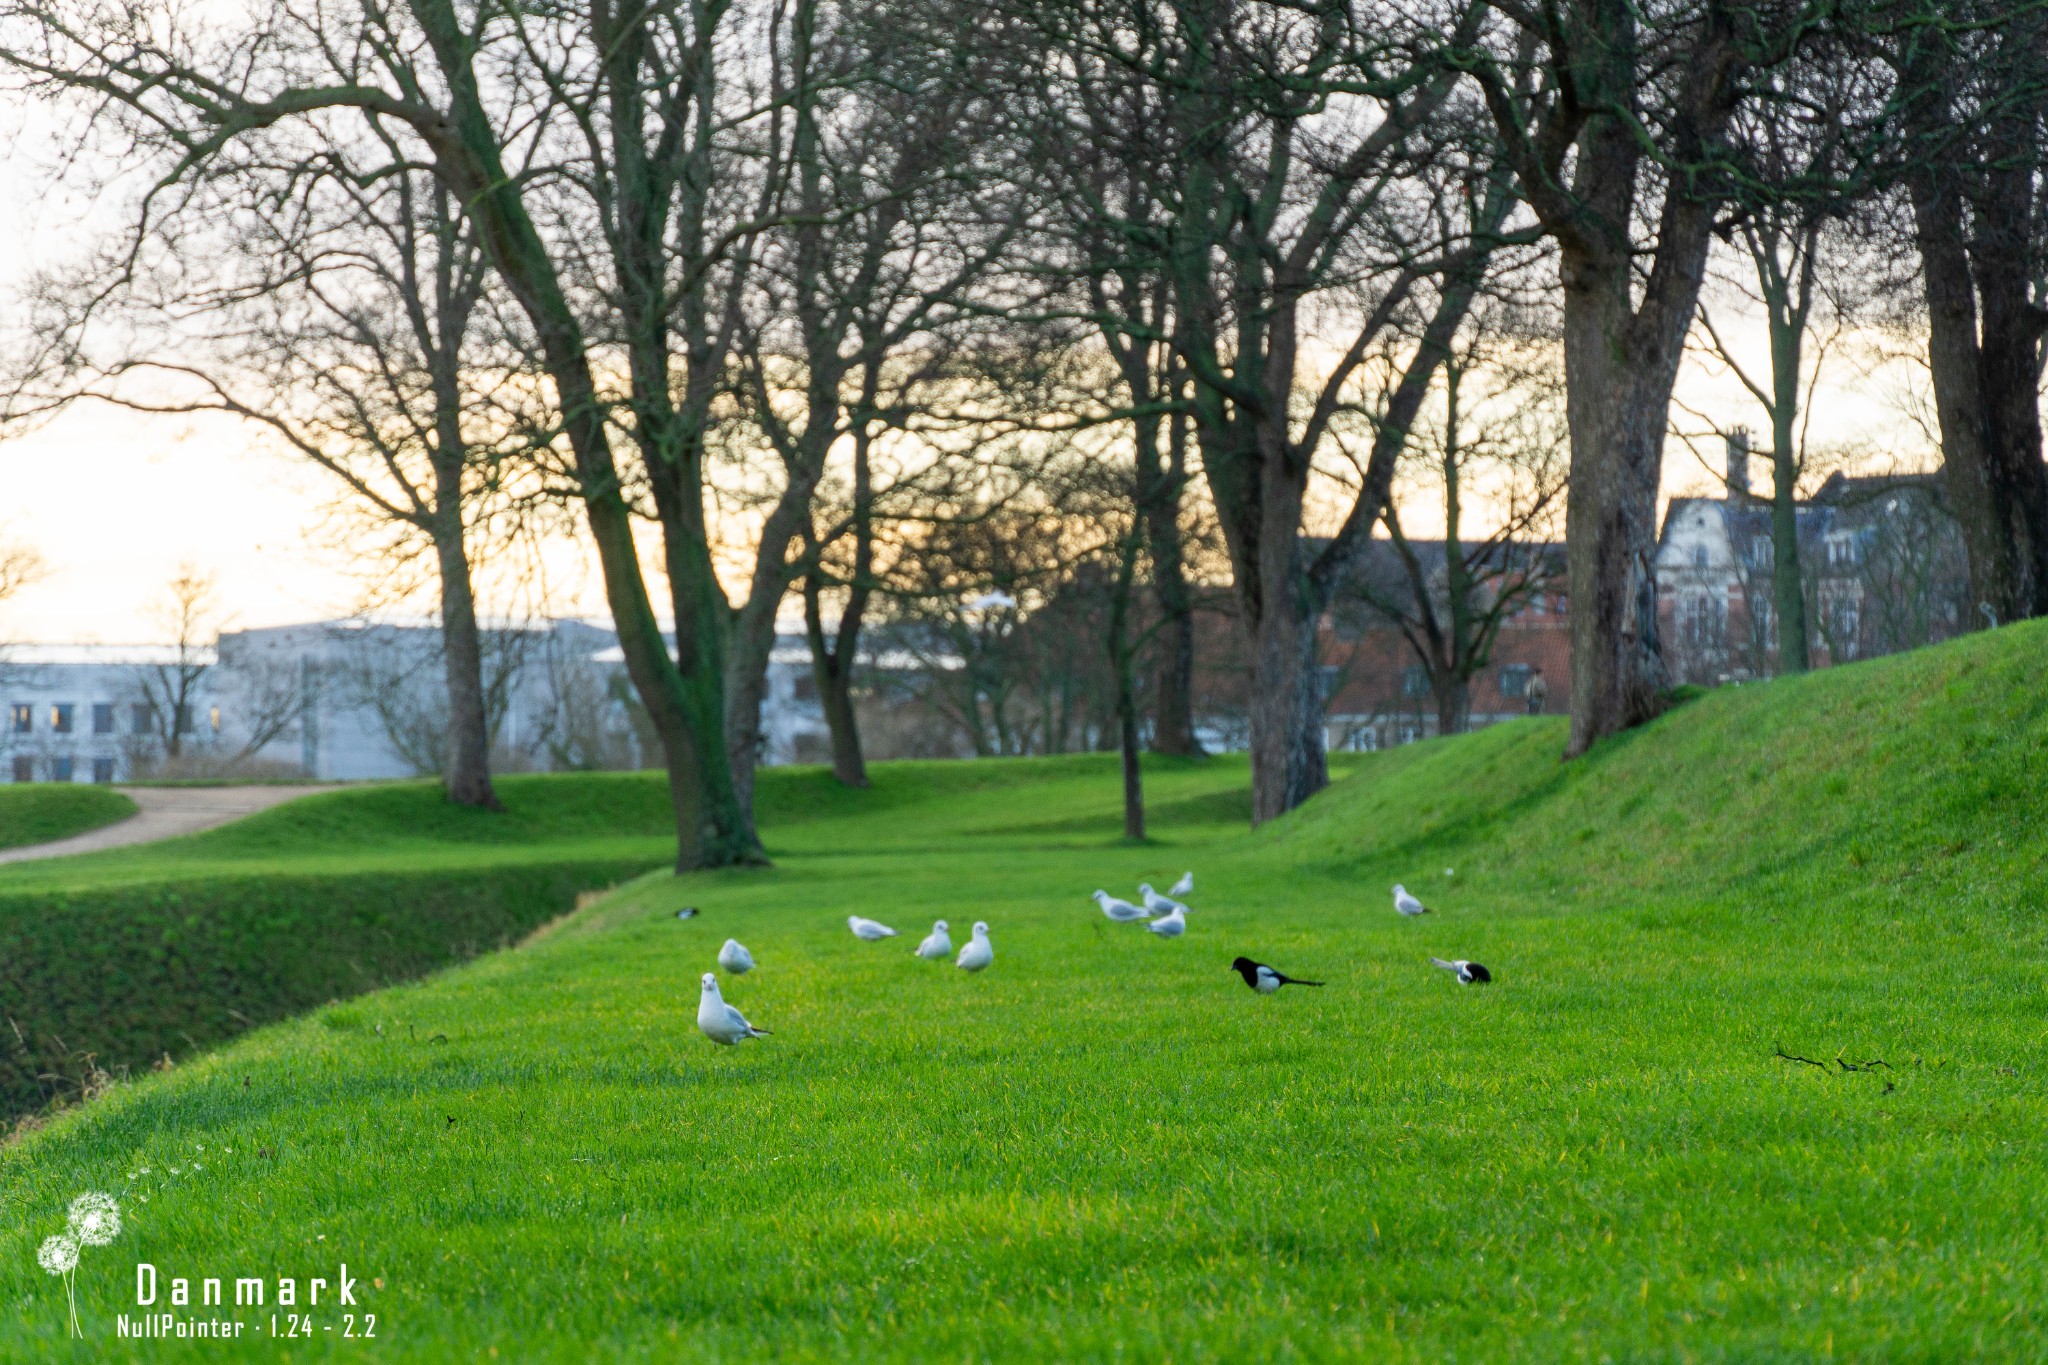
[50,757,74,783]
[1826,531,1858,567]
[132,703,155,734]
[1345,727,1379,752]
[51,703,75,734]
[1751,535,1772,570]
[210,706,222,733]
[8,704,29,735]
[91,757,116,784]
[10,756,32,783]
[1693,546,1708,569]
[92,702,115,735]
[791,673,818,703]
[1317,665,1341,702]
[173,704,193,736]
[1499,664,1532,699]
[1401,665,1429,699]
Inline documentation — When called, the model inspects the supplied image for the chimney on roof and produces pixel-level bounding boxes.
[1725,428,1751,500]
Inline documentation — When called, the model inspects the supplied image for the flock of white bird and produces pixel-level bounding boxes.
[1090,868,1195,937]
[695,867,1484,1045]
[692,871,1192,1045]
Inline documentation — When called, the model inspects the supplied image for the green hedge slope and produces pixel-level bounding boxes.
[0,857,646,1117]
[0,785,137,851]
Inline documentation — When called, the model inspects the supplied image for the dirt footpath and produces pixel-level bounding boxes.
[0,785,328,865]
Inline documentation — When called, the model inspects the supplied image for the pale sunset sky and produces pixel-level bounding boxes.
[0,125,1934,646]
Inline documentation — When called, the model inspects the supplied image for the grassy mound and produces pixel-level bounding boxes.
[0,627,2043,1359]
[0,784,137,851]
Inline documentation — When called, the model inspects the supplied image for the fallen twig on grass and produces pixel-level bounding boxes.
[1775,1044,1829,1070]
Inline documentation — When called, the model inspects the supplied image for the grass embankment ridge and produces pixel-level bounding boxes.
[1,625,2045,1359]
[0,784,137,851]
[0,773,690,1117]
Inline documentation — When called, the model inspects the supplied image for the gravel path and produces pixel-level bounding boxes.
[0,785,328,865]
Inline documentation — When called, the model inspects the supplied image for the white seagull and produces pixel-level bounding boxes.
[914,920,953,960]
[1430,957,1493,985]
[956,921,994,972]
[1393,884,1430,917]
[1139,883,1189,916]
[1093,890,1152,923]
[848,916,898,941]
[716,939,754,974]
[1145,906,1186,938]
[1168,871,1194,898]
[696,972,771,1044]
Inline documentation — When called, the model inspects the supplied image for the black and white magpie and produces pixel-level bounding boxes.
[1429,957,1492,985]
[1231,957,1324,993]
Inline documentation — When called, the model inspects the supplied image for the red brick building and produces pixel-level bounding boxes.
[1188,541,1570,753]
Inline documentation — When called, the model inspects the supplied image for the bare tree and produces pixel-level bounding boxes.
[0,537,39,604]
[1013,0,1523,822]
[16,159,540,808]
[328,622,532,779]
[132,566,218,764]
[0,0,796,866]
[1452,0,1832,754]
[1354,341,1567,734]
[1889,1,2048,626]
[730,0,1020,797]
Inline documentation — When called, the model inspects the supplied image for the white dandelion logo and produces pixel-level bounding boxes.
[36,1233,78,1275]
[69,1192,121,1246]
[36,1192,121,1338]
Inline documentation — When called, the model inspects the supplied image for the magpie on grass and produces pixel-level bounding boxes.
[1231,957,1324,994]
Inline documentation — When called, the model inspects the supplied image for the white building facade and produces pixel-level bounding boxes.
[1,622,835,783]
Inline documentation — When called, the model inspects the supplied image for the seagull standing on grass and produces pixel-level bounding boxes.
[848,916,898,941]
[1430,957,1492,985]
[1169,871,1194,898]
[1146,906,1186,938]
[1139,884,1189,916]
[1230,957,1324,993]
[1093,890,1152,923]
[697,973,772,1044]
[717,939,754,974]
[1393,884,1430,917]
[914,921,953,960]
[956,922,994,972]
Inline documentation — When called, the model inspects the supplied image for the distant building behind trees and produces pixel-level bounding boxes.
[1655,441,1971,685]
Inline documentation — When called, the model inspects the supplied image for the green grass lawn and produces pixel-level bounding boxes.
[3,623,2046,1360]
[0,784,137,851]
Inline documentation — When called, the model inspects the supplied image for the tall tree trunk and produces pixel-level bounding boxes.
[1109,525,1146,840]
[1902,37,2048,625]
[425,270,499,811]
[803,423,875,787]
[1141,406,1201,756]
[1559,245,1677,755]
[811,625,867,788]
[409,0,758,870]
[1202,403,1330,824]
[803,572,871,787]
[1970,149,2048,619]
[1910,175,2045,622]
[724,494,810,816]
[1435,677,1469,737]
[1766,322,1812,673]
[430,506,499,810]
[1118,681,1145,840]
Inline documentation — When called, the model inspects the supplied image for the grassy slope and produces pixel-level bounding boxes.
[1,626,2045,1359]
[0,785,137,851]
